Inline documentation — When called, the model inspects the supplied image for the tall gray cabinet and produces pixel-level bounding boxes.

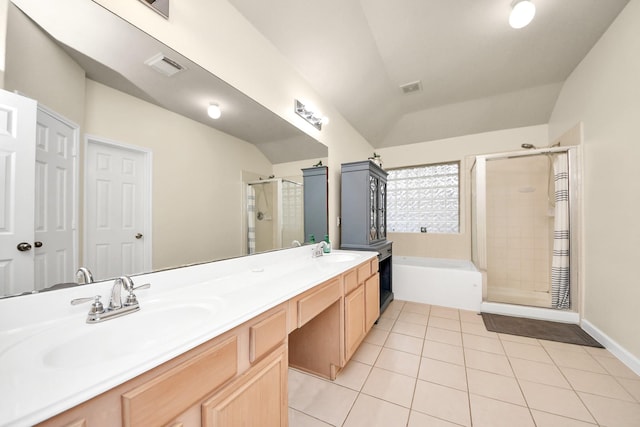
[302,166,328,243]
[340,160,393,312]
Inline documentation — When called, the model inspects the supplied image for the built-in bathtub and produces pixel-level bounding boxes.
[392,256,482,311]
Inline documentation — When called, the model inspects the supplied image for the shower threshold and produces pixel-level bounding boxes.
[481,301,579,324]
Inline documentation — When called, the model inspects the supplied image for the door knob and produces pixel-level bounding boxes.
[135,233,143,239]
[17,242,32,252]
[34,241,43,248]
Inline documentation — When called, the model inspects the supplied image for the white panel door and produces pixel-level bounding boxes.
[0,90,37,296]
[86,140,150,281]
[34,108,77,290]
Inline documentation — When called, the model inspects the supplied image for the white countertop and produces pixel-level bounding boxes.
[0,247,376,427]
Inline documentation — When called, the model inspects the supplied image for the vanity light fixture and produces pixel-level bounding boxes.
[207,103,221,119]
[295,99,328,131]
[509,0,536,29]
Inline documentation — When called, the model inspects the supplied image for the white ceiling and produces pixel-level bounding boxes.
[228,0,631,147]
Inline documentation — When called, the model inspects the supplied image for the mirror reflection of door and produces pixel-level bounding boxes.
[34,107,78,290]
[85,138,151,281]
[0,90,37,296]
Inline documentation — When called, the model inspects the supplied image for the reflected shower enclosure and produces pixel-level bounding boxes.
[247,179,303,254]
[472,147,579,310]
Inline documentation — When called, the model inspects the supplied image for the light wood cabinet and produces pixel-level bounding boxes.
[344,285,366,360]
[365,274,380,331]
[202,345,287,427]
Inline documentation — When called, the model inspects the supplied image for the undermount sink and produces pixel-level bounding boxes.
[314,253,358,263]
[1,298,221,370]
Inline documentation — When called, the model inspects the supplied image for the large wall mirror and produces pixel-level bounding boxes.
[1,0,328,298]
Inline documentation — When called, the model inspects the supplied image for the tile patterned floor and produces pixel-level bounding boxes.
[288,300,640,427]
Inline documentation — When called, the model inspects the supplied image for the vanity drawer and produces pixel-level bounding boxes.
[121,336,237,427]
[297,278,341,327]
[357,262,371,283]
[343,269,358,295]
[250,309,287,363]
[371,256,379,273]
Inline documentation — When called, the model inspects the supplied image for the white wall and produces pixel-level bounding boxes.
[549,0,640,361]
[377,125,549,260]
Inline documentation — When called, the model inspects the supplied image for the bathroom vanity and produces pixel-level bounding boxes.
[0,247,378,426]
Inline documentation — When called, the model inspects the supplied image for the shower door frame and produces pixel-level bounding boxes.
[473,146,581,312]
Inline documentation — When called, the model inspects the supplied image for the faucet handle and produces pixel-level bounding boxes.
[124,283,151,307]
[70,295,105,314]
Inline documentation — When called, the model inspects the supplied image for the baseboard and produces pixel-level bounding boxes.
[480,302,580,324]
[581,319,640,376]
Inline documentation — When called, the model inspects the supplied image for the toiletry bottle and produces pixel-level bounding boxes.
[323,234,331,253]
[309,234,315,244]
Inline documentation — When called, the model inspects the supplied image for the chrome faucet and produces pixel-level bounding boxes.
[76,267,94,284]
[291,240,302,247]
[312,241,329,258]
[71,276,150,323]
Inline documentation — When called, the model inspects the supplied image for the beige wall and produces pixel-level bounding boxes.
[378,125,549,259]
[84,80,273,269]
[548,0,640,359]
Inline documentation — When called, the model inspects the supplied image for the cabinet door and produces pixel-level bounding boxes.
[365,274,380,331]
[202,347,287,427]
[344,286,366,361]
[369,175,378,242]
[377,180,386,240]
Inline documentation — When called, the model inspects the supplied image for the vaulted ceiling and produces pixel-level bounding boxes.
[228,0,630,147]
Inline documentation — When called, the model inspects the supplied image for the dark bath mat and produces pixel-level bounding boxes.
[481,313,603,348]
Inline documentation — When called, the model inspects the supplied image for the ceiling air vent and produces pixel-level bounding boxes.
[400,80,422,94]
[145,53,185,77]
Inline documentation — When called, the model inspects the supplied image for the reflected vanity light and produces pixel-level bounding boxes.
[509,0,536,29]
[207,103,221,119]
[295,99,328,130]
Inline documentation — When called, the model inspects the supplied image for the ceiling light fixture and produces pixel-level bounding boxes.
[509,0,536,29]
[207,103,221,119]
[295,99,328,130]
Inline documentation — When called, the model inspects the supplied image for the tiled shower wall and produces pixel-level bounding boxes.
[486,155,553,301]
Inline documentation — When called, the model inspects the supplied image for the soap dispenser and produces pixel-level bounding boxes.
[309,234,316,244]
[323,234,332,253]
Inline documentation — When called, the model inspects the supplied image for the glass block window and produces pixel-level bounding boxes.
[387,162,459,233]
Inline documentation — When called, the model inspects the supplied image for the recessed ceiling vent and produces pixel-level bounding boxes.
[145,53,185,77]
[400,80,422,94]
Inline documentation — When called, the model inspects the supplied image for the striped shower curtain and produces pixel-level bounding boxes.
[551,153,570,309]
[247,185,256,254]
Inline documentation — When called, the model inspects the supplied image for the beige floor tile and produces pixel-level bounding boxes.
[561,366,636,401]
[380,307,401,320]
[375,347,421,377]
[502,340,553,363]
[467,368,526,405]
[460,321,498,338]
[387,299,406,311]
[391,320,427,338]
[498,333,540,345]
[402,301,431,315]
[363,327,389,346]
[462,333,504,355]
[618,377,640,402]
[384,332,424,355]
[418,357,468,391]
[540,339,590,354]
[459,310,483,324]
[578,391,640,427]
[288,369,358,426]
[423,340,465,366]
[545,347,608,374]
[594,354,640,379]
[530,409,598,427]
[351,342,382,365]
[518,380,595,423]
[464,348,514,377]
[342,393,410,427]
[428,316,461,332]
[362,367,416,408]
[407,411,463,426]
[425,326,462,347]
[469,394,535,427]
[398,310,429,326]
[430,306,460,320]
[584,345,615,359]
[334,360,372,391]
[510,357,571,388]
[373,316,396,331]
[412,380,471,426]
[288,408,333,427]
